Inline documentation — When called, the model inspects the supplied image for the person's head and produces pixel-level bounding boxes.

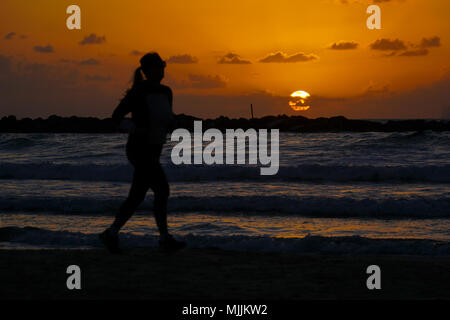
[132,52,166,88]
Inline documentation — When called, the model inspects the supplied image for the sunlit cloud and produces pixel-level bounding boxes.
[420,36,441,48]
[130,50,144,56]
[165,73,227,89]
[33,45,54,53]
[399,49,429,57]
[218,53,251,64]
[259,51,318,63]
[0,54,115,117]
[79,34,106,45]
[85,74,112,82]
[4,32,16,40]
[374,36,441,57]
[188,74,227,89]
[328,41,359,50]
[167,54,198,64]
[370,39,407,51]
[78,58,101,66]
[59,58,101,66]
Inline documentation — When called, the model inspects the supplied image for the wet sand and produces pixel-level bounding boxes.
[1,248,449,300]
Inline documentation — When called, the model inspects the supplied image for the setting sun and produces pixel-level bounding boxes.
[289,90,311,111]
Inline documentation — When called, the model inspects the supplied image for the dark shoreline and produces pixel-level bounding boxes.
[1,248,450,299]
[1,114,449,133]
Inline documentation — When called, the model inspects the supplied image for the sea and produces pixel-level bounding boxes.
[1,130,449,255]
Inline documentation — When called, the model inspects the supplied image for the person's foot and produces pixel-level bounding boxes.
[159,234,186,252]
[99,229,122,254]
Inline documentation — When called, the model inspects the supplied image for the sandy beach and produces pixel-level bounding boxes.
[1,248,449,300]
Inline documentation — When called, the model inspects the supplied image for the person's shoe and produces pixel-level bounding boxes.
[99,229,122,254]
[159,234,186,252]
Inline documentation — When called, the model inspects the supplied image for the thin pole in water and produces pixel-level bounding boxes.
[250,103,254,119]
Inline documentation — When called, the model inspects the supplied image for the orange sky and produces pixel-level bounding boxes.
[0,0,449,119]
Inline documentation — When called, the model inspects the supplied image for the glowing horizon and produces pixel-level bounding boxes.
[0,0,449,119]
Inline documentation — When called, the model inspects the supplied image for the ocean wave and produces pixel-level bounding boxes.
[1,226,449,255]
[343,131,450,156]
[0,137,37,150]
[1,162,449,183]
[363,130,449,146]
[0,194,448,218]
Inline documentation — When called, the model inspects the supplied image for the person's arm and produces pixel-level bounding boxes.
[167,87,173,109]
[112,89,137,133]
[167,87,175,123]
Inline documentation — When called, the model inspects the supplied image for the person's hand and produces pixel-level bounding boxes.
[119,119,136,134]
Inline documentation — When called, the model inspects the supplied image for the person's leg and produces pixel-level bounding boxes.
[100,170,149,254]
[109,168,151,233]
[147,146,185,251]
[100,140,151,253]
[149,161,170,239]
[151,163,185,251]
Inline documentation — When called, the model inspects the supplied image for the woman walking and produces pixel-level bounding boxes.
[100,52,185,253]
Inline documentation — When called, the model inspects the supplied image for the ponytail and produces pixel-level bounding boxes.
[131,66,144,89]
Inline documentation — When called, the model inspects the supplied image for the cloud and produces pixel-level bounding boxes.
[174,90,288,118]
[130,50,144,56]
[218,53,251,64]
[420,36,441,48]
[85,74,112,82]
[374,36,441,57]
[0,54,115,118]
[399,49,429,57]
[328,41,359,50]
[259,51,318,63]
[174,73,450,119]
[167,54,198,64]
[79,34,106,45]
[310,73,450,119]
[4,32,16,40]
[78,58,100,66]
[4,32,27,40]
[1,53,448,120]
[188,74,227,89]
[58,58,101,66]
[0,54,12,73]
[365,82,390,95]
[33,45,54,53]
[370,38,407,51]
[165,73,227,89]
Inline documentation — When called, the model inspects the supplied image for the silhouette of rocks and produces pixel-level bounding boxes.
[1,114,448,133]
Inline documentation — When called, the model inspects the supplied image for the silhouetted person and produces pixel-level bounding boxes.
[100,52,186,253]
